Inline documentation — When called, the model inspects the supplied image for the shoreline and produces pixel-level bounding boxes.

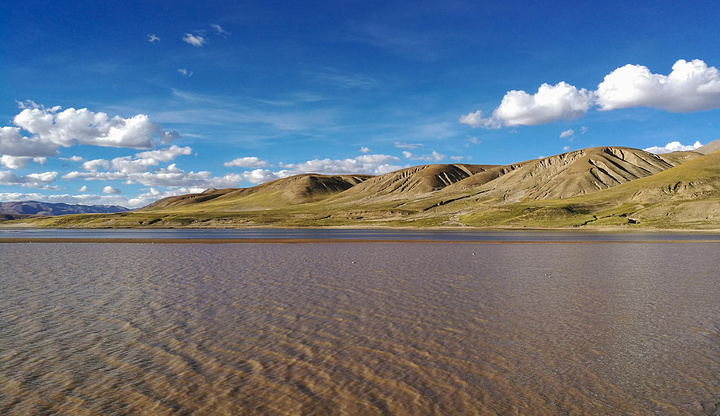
[4,222,720,234]
[3,237,720,244]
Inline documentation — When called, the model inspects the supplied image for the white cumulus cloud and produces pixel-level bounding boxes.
[241,169,281,184]
[223,157,269,168]
[643,140,703,154]
[0,170,58,189]
[458,110,501,129]
[461,82,595,128]
[182,33,207,47]
[103,186,122,194]
[1,102,173,158]
[597,59,720,112]
[559,129,575,139]
[0,155,46,169]
[460,59,720,129]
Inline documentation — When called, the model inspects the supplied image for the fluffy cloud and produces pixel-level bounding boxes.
[461,82,594,128]
[1,102,173,158]
[644,140,703,154]
[458,110,501,129]
[61,145,242,189]
[285,154,402,175]
[240,154,403,184]
[135,145,192,161]
[559,129,574,139]
[78,185,89,192]
[241,169,281,184]
[597,59,720,112]
[223,156,269,168]
[0,126,59,157]
[14,106,158,148]
[0,155,46,169]
[80,145,192,174]
[461,59,720,128]
[81,159,110,172]
[360,146,371,153]
[103,186,121,194]
[0,170,57,189]
[402,150,445,161]
[182,33,207,47]
[64,163,243,189]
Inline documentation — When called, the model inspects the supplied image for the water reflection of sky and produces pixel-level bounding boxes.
[3,228,720,241]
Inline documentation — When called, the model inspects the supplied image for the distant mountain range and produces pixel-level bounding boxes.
[11,140,720,229]
[0,201,129,220]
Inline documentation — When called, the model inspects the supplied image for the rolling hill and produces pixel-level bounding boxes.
[9,145,720,230]
[145,174,372,211]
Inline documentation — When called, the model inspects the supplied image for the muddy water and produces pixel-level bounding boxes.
[1,242,719,415]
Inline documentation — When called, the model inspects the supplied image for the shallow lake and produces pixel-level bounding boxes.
[1,237,719,414]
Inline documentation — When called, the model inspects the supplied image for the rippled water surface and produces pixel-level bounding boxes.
[1,241,720,415]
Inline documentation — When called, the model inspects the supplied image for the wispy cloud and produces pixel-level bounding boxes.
[147,34,160,43]
[394,141,423,150]
[303,68,378,90]
[347,23,444,62]
[177,68,193,77]
[211,24,229,37]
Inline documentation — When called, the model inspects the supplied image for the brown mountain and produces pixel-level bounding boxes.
[445,147,688,202]
[327,164,493,204]
[144,173,372,211]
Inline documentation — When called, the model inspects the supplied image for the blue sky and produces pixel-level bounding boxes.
[2,0,720,207]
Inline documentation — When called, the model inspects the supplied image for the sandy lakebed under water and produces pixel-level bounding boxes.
[1,234,720,415]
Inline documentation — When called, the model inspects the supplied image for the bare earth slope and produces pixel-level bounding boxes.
[451,147,681,202]
[328,164,494,204]
[696,139,720,155]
